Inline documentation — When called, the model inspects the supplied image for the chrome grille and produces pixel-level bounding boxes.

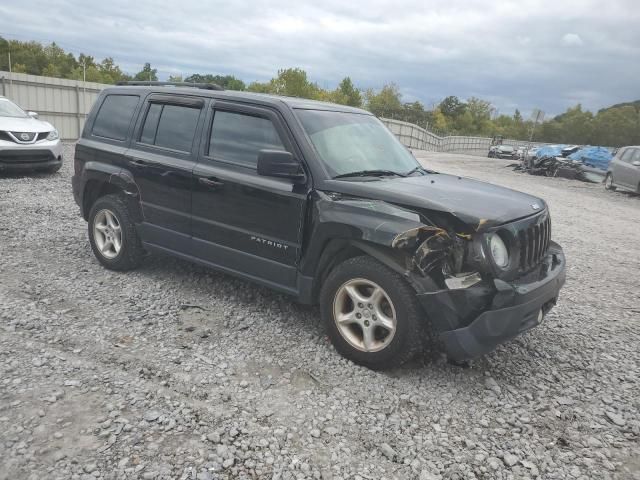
[518,215,551,271]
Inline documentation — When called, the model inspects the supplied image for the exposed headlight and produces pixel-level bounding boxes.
[488,233,509,268]
[46,130,59,141]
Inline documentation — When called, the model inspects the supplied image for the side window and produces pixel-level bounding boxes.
[620,149,634,162]
[139,103,201,153]
[631,149,640,162]
[209,110,285,167]
[140,103,162,145]
[92,95,139,141]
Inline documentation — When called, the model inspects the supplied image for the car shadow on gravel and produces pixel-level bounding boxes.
[115,252,554,381]
[0,170,60,179]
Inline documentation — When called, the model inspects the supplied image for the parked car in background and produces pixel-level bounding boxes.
[605,146,640,193]
[488,144,517,159]
[0,96,62,173]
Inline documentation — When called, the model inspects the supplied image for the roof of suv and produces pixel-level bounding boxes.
[103,86,371,115]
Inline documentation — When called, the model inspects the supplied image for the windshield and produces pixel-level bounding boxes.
[0,98,28,118]
[296,109,419,178]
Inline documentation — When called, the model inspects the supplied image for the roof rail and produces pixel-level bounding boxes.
[116,81,224,91]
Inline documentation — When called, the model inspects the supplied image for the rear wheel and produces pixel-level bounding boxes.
[320,256,424,370]
[604,173,616,191]
[88,194,144,271]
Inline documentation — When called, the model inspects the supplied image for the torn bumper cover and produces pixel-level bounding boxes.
[418,242,566,361]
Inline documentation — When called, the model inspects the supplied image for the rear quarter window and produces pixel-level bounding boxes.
[92,94,140,141]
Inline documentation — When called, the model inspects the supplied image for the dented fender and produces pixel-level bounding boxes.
[300,191,462,287]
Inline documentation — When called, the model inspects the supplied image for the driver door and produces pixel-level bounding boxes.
[191,101,308,294]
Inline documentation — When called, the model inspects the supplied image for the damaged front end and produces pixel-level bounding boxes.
[308,191,566,361]
[388,208,566,361]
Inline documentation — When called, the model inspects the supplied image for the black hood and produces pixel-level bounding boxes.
[323,173,545,230]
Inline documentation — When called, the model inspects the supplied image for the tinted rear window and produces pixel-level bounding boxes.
[92,95,139,141]
[139,103,201,152]
[155,105,200,152]
[209,111,284,167]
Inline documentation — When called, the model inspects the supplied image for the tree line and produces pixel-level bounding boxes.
[1,37,638,147]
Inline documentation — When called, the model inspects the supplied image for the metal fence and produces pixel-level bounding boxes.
[381,117,549,156]
[0,71,109,140]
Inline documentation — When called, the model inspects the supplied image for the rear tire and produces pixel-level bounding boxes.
[88,194,144,271]
[604,173,616,191]
[320,256,424,370]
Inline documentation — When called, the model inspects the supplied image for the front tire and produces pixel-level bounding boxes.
[88,194,144,271]
[604,173,616,191]
[320,256,424,370]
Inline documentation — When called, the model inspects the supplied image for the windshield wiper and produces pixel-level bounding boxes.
[405,166,424,176]
[333,169,406,179]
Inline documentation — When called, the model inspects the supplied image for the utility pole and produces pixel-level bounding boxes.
[7,51,12,94]
[529,109,545,144]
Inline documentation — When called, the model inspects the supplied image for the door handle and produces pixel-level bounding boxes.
[198,177,224,188]
[130,158,149,167]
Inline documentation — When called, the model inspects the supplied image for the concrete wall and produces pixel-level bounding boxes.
[381,117,550,155]
[0,71,109,141]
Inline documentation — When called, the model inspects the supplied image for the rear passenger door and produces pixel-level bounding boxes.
[623,148,640,191]
[191,102,308,294]
[127,94,206,252]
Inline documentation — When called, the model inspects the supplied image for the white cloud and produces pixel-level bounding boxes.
[1,0,638,115]
[562,33,584,47]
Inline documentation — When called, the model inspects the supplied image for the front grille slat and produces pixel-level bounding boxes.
[517,214,551,272]
[518,231,527,270]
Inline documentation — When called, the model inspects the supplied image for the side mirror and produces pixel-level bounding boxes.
[27,111,39,119]
[257,150,305,181]
[632,160,640,167]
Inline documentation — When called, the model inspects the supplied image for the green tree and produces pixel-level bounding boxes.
[465,97,493,134]
[133,63,158,81]
[439,96,466,118]
[592,106,640,147]
[364,83,403,118]
[335,77,362,107]
[98,58,129,83]
[269,68,320,98]
[184,74,246,90]
[555,104,594,144]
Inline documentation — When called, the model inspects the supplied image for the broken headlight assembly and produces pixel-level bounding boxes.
[487,232,509,269]
[464,230,513,277]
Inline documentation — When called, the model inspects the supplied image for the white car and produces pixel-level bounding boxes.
[0,96,63,172]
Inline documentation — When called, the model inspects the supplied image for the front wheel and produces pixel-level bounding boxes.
[320,256,425,370]
[88,194,144,271]
[604,173,616,191]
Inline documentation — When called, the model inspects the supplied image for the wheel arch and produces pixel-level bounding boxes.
[81,164,142,222]
[305,238,433,305]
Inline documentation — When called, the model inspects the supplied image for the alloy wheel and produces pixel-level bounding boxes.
[332,278,397,352]
[93,209,122,259]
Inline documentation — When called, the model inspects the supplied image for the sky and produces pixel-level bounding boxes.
[1,0,638,117]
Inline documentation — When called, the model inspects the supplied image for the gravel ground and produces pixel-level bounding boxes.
[1,145,638,480]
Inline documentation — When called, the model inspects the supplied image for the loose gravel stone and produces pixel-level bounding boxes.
[0,145,638,479]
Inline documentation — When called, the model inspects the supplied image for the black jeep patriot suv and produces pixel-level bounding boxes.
[72,83,566,369]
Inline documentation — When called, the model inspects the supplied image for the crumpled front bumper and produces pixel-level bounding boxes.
[418,242,566,361]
